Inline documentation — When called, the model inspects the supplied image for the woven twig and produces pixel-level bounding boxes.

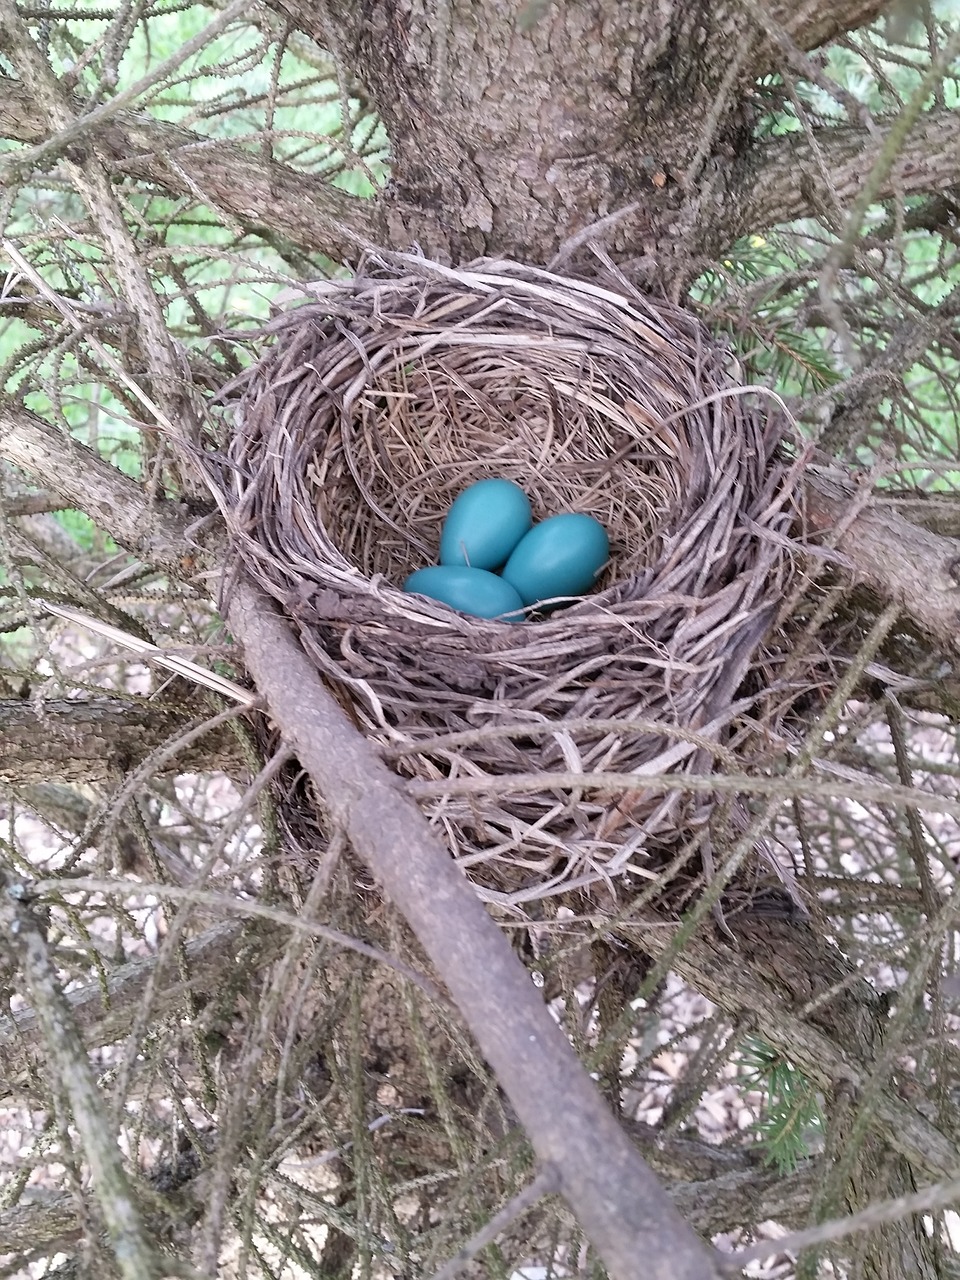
[208,252,805,906]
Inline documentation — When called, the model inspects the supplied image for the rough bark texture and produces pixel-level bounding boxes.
[806,467,960,657]
[624,915,959,1278]
[0,402,193,570]
[743,108,960,233]
[0,696,245,784]
[4,7,957,283]
[264,0,919,282]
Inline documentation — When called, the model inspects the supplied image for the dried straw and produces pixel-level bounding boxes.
[209,252,804,907]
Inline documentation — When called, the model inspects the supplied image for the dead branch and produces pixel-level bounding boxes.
[225,574,725,1280]
[0,919,274,1099]
[0,868,162,1279]
[0,401,193,569]
[620,919,960,1185]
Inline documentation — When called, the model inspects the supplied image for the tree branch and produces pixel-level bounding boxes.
[740,108,960,233]
[3,396,726,1278]
[627,1124,816,1233]
[0,919,271,1099]
[0,75,385,262]
[0,868,160,1279]
[805,466,960,657]
[270,0,895,270]
[762,0,889,53]
[818,280,960,456]
[0,400,193,569]
[0,696,244,783]
[0,1133,814,1263]
[226,576,724,1280]
[621,919,960,1185]
[881,495,960,539]
[0,1192,81,1256]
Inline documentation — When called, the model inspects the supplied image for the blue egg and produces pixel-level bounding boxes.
[404,565,525,622]
[502,514,609,607]
[439,479,532,571]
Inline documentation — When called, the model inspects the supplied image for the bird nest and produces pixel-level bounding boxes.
[212,253,805,908]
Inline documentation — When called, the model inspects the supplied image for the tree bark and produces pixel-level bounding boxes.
[227,575,725,1280]
[5,4,960,1270]
[0,696,245,784]
[621,916,958,1276]
[264,0,926,280]
[6,16,959,286]
[0,401,193,570]
[805,466,960,657]
[742,108,960,234]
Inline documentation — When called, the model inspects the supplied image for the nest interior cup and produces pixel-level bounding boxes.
[216,253,803,907]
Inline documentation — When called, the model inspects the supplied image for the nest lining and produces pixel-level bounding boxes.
[214,254,803,906]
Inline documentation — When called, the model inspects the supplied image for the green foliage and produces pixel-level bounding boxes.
[692,235,841,398]
[739,1037,824,1174]
[53,508,116,554]
[696,7,960,495]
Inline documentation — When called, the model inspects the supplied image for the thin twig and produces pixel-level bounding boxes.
[0,871,161,1280]
[29,876,445,1003]
[427,1165,561,1280]
[734,1170,960,1268]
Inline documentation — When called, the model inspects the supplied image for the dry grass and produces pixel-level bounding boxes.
[208,251,806,909]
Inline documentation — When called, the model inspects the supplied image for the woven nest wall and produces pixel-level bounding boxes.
[213,254,804,907]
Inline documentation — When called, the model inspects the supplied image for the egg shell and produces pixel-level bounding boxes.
[403,565,526,622]
[439,479,532,570]
[501,513,609,607]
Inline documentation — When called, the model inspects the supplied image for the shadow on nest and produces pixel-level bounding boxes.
[208,252,809,912]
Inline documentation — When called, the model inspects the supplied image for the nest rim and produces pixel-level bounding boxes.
[212,252,805,907]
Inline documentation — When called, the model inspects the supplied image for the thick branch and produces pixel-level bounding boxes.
[269,0,895,274]
[806,466,960,657]
[281,0,890,70]
[741,108,960,233]
[227,576,723,1280]
[628,1125,815,1233]
[4,397,723,1276]
[0,75,385,262]
[258,0,775,268]
[0,1193,81,1256]
[623,919,960,1184]
[0,696,245,784]
[883,495,960,539]
[0,400,192,569]
[763,0,889,53]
